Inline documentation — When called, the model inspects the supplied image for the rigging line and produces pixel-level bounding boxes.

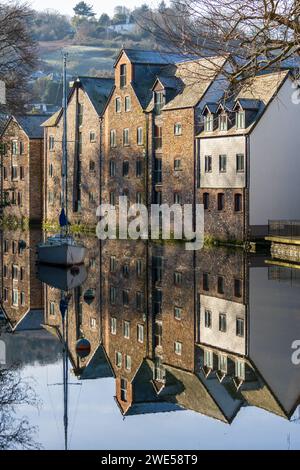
[68,379,83,449]
[46,365,61,438]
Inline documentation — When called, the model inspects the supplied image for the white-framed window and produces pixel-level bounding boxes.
[109,192,115,206]
[12,289,18,306]
[136,192,143,204]
[174,159,181,171]
[174,271,182,285]
[115,351,122,368]
[123,128,129,146]
[136,259,143,277]
[236,110,245,129]
[110,317,117,335]
[3,287,8,302]
[174,123,182,135]
[90,131,96,142]
[125,96,131,112]
[49,136,55,151]
[137,127,143,145]
[204,349,213,368]
[174,306,182,320]
[12,264,18,280]
[115,97,121,113]
[90,317,97,329]
[236,154,245,172]
[218,354,227,373]
[124,320,130,339]
[120,377,127,401]
[219,313,227,332]
[12,140,18,155]
[174,341,182,356]
[49,302,55,315]
[109,159,116,177]
[219,154,227,173]
[219,113,228,131]
[204,114,214,132]
[235,360,245,380]
[204,309,212,328]
[109,286,117,304]
[20,291,25,306]
[125,355,131,371]
[174,192,181,204]
[137,324,144,343]
[110,256,117,272]
[236,318,245,337]
[110,129,116,148]
[205,155,212,173]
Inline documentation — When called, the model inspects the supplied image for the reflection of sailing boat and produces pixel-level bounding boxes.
[37,53,86,267]
[37,264,87,291]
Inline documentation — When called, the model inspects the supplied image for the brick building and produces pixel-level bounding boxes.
[0,115,46,224]
[42,77,114,228]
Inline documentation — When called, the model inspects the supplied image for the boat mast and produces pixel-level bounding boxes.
[61,292,69,451]
[62,53,68,234]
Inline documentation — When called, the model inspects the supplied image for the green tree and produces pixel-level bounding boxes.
[73,1,95,18]
[98,13,110,26]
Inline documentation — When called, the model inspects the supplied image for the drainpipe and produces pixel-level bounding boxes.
[244,135,250,243]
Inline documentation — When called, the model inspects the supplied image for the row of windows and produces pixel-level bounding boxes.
[3,264,25,281]
[3,239,25,255]
[1,140,25,156]
[48,131,96,152]
[109,286,145,310]
[204,310,245,337]
[111,318,145,343]
[115,95,131,113]
[48,160,96,178]
[204,110,246,132]
[110,127,144,147]
[3,165,25,181]
[204,154,244,173]
[203,192,243,212]
[202,274,242,297]
[203,349,246,380]
[109,159,143,178]
[8,190,23,206]
[115,351,132,371]
[108,191,144,205]
[3,288,25,307]
[109,257,144,277]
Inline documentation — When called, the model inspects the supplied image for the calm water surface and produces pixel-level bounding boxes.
[1,229,300,450]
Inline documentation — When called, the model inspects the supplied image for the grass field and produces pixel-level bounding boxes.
[39,41,117,75]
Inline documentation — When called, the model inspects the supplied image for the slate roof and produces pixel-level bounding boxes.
[115,48,195,67]
[198,70,290,137]
[5,114,47,138]
[78,345,114,380]
[42,77,114,128]
[146,56,228,112]
[77,76,114,115]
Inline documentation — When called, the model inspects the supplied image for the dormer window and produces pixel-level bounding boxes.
[236,110,245,129]
[204,113,214,132]
[154,91,165,115]
[120,64,127,88]
[219,113,228,131]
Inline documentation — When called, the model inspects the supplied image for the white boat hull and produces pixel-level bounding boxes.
[37,264,87,290]
[37,242,86,266]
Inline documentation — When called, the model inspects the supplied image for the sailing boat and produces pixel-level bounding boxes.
[37,53,86,266]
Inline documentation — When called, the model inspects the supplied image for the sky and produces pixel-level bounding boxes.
[29,0,155,17]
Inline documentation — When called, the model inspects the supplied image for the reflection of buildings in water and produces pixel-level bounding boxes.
[0,228,62,366]
[0,228,43,331]
[24,235,300,423]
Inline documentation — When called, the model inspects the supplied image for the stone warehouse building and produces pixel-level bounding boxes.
[2,49,299,241]
[0,115,46,224]
[42,76,114,227]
